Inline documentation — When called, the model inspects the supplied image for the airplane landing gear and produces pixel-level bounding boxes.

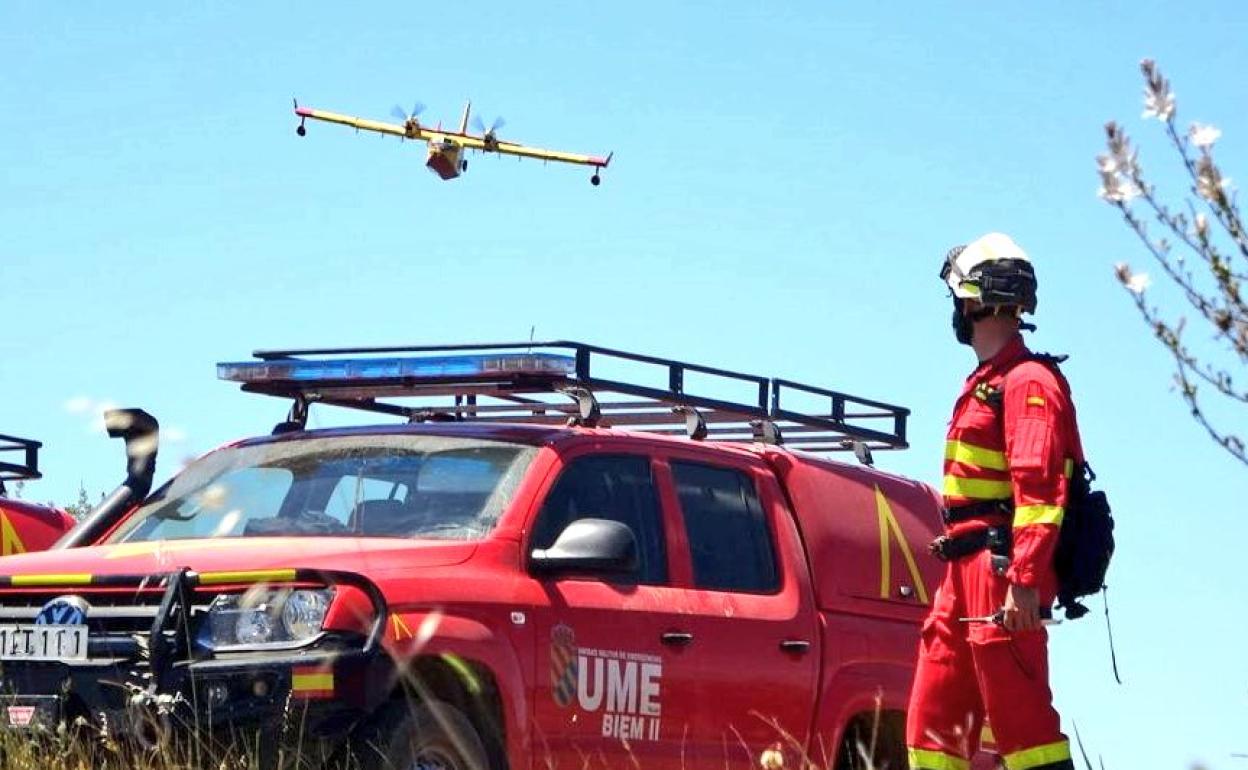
[297,123,306,137]
[590,173,601,186]
[461,160,469,172]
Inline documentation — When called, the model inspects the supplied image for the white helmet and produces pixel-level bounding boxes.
[940,232,1037,314]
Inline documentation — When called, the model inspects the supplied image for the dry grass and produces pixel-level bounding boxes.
[0,722,283,770]
[0,684,903,770]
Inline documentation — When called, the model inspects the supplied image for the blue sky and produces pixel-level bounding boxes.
[2,2,1247,767]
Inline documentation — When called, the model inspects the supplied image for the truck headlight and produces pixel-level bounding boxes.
[281,588,333,640]
[201,588,335,649]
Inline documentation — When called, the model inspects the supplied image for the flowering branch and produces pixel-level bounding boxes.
[1098,59,1248,468]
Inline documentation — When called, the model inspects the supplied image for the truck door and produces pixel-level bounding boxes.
[526,452,700,770]
[658,455,821,769]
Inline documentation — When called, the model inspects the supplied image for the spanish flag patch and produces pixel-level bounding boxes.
[291,666,335,700]
[1026,396,1046,407]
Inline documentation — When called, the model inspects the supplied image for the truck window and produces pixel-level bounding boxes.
[530,455,667,585]
[106,435,534,543]
[671,461,779,593]
[324,476,408,524]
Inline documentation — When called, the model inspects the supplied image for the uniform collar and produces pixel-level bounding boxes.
[967,333,1029,382]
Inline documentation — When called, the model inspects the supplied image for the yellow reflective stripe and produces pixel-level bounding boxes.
[1003,740,1071,770]
[908,748,969,770]
[948,448,1075,478]
[292,673,334,691]
[1014,504,1065,527]
[945,440,1008,471]
[197,569,298,585]
[11,574,93,586]
[943,476,1012,499]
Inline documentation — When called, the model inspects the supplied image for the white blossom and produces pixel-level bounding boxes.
[1115,263,1151,294]
[1126,272,1152,294]
[1141,59,1176,121]
[1102,122,1141,177]
[1189,123,1222,149]
[1196,155,1232,201]
[1098,170,1140,203]
[1142,88,1175,121]
[1195,212,1209,238]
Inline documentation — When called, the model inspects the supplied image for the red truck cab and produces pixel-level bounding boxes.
[0,434,76,555]
[0,343,972,769]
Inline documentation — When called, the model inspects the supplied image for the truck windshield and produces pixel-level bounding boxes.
[107,435,535,543]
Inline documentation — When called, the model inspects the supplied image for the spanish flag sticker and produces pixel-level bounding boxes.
[291,666,335,700]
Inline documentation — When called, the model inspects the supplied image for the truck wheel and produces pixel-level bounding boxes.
[351,698,490,770]
[835,712,906,770]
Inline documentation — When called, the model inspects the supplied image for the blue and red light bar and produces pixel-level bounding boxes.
[217,353,576,385]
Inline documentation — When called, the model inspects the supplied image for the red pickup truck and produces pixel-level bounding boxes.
[0,343,959,770]
[0,434,76,554]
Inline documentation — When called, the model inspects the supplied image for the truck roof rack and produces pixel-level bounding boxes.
[0,434,42,483]
[217,341,909,453]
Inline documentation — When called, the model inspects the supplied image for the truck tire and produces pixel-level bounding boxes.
[350,698,490,770]
[836,712,907,770]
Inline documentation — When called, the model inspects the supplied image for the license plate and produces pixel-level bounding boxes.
[0,624,88,661]
[3,696,60,729]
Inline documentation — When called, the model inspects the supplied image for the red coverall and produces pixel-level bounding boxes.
[906,334,1080,770]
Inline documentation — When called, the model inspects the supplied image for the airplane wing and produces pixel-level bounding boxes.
[458,134,611,168]
[295,105,414,139]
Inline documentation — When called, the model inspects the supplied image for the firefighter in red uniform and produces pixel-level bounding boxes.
[906,233,1079,770]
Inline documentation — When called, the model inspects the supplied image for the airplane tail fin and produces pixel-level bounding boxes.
[459,100,471,134]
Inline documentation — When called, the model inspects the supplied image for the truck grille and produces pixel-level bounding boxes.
[0,589,214,660]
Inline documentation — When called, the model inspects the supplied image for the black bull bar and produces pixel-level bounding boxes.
[0,567,393,750]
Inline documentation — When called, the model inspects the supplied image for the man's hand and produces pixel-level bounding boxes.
[1002,583,1041,632]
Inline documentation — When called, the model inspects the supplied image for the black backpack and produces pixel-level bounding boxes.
[998,354,1115,620]
[1054,461,1114,619]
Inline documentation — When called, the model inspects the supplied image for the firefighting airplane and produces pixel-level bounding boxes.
[293,99,612,185]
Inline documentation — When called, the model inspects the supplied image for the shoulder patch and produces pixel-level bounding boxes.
[1006,360,1065,395]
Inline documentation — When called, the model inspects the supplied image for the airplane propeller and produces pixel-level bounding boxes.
[472,115,506,136]
[390,102,426,122]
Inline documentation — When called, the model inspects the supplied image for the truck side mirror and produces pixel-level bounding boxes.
[530,518,638,576]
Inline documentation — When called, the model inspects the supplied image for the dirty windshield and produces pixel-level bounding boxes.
[108,435,536,543]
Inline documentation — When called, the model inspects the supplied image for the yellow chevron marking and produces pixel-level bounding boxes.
[875,486,930,604]
[391,614,414,641]
[0,513,27,556]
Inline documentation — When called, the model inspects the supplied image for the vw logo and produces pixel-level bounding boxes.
[35,596,90,626]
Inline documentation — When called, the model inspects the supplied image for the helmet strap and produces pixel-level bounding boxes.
[953,301,1035,345]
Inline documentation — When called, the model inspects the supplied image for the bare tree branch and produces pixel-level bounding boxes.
[1119,282,1248,404]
